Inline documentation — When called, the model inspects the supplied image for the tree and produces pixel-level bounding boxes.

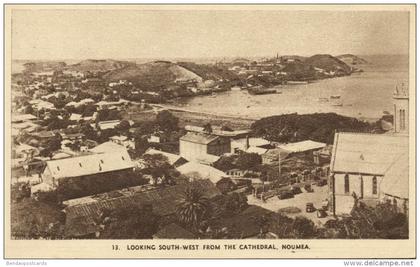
[141,154,176,185]
[115,120,130,131]
[176,186,209,230]
[203,123,212,133]
[213,155,236,172]
[156,110,179,132]
[97,204,160,239]
[134,135,149,155]
[236,152,262,170]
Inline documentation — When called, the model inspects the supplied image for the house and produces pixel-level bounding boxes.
[277,140,326,155]
[143,148,187,167]
[96,120,121,130]
[261,148,290,165]
[231,137,271,153]
[184,125,250,138]
[329,132,409,215]
[177,162,235,192]
[95,99,130,110]
[313,145,333,165]
[29,131,56,142]
[11,114,37,123]
[42,150,134,187]
[62,179,220,238]
[179,132,230,163]
[89,141,127,153]
[153,223,196,239]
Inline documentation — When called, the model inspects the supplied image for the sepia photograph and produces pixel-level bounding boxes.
[3,4,416,259]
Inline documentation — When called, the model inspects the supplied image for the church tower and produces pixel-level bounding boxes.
[393,82,409,134]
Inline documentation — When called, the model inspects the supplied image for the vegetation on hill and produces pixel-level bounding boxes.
[68,59,135,72]
[251,113,374,144]
[304,54,352,74]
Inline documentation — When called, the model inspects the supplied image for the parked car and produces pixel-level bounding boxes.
[306,202,316,213]
[278,190,294,200]
[291,186,302,194]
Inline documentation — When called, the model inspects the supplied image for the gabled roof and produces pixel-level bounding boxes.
[330,132,408,175]
[89,141,127,153]
[277,140,326,153]
[180,132,219,145]
[12,114,37,122]
[144,148,186,166]
[45,150,134,179]
[63,179,220,237]
[177,162,229,184]
[381,153,409,199]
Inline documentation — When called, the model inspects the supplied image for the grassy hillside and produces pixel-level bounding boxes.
[68,59,136,72]
[177,62,240,81]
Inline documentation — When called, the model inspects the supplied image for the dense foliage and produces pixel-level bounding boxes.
[251,113,373,144]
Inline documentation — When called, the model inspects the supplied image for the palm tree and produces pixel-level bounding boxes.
[176,186,209,230]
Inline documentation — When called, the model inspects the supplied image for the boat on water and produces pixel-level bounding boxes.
[248,87,277,95]
[330,95,341,99]
[331,100,343,107]
[318,97,329,102]
[287,81,309,85]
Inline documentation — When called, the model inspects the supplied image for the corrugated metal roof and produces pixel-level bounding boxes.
[45,150,134,179]
[331,133,408,175]
[63,179,220,237]
[89,141,127,153]
[180,132,219,145]
[277,140,326,153]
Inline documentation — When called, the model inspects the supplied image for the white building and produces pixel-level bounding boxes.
[329,84,409,215]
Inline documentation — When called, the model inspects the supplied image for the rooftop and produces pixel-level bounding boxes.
[45,150,134,179]
[330,132,408,176]
[180,132,219,145]
[63,179,220,237]
[277,140,326,154]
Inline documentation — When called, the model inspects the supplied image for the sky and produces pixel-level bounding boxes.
[11,9,410,60]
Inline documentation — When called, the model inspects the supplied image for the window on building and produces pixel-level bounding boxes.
[344,174,350,194]
[400,109,406,130]
[372,176,378,195]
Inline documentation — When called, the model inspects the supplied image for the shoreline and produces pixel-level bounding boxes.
[149,104,380,129]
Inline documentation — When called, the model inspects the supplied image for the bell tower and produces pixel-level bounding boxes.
[393,82,409,134]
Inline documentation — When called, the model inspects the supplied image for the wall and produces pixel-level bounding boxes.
[179,140,207,161]
[330,173,383,214]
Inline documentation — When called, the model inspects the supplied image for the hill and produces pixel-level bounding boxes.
[177,62,239,82]
[102,61,204,90]
[304,54,352,75]
[22,61,67,73]
[336,54,368,65]
[68,59,136,72]
[251,113,374,144]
